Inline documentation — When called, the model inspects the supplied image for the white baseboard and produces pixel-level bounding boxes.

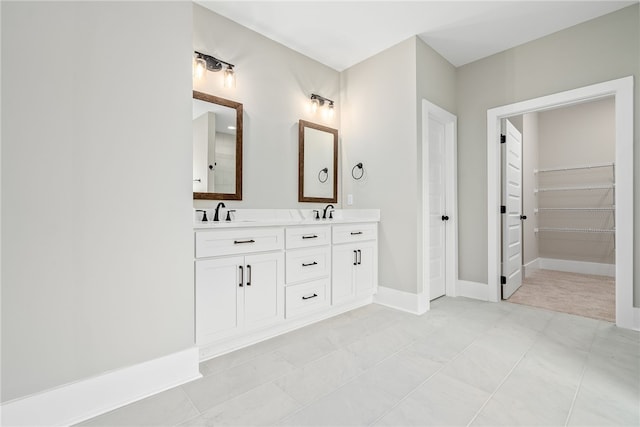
[538,258,615,277]
[373,286,428,315]
[457,280,489,301]
[524,258,540,278]
[1,347,201,427]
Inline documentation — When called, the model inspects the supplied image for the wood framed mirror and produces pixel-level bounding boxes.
[192,90,243,200]
[299,120,338,203]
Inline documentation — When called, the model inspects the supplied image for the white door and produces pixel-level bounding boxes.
[428,115,447,300]
[501,120,523,299]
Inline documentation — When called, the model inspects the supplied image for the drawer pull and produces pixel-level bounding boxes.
[350,231,363,235]
[302,235,318,239]
[302,261,318,267]
[234,239,256,244]
[302,293,318,300]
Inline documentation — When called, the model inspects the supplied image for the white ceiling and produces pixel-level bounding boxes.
[196,1,636,71]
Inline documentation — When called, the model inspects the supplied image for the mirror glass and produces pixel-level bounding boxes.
[299,120,338,203]
[192,91,243,200]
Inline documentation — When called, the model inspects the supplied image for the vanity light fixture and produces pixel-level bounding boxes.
[194,51,236,88]
[310,94,335,119]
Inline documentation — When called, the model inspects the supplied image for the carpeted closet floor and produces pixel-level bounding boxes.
[507,269,615,322]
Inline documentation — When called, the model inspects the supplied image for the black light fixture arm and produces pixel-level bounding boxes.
[194,50,235,71]
[310,93,334,107]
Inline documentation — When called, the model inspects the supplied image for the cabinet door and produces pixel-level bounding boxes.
[195,256,243,344]
[355,241,377,296]
[332,244,357,305]
[243,252,284,329]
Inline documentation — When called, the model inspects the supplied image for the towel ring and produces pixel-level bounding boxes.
[351,163,364,180]
[318,167,329,183]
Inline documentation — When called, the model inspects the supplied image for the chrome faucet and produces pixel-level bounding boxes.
[322,204,335,219]
[213,202,226,221]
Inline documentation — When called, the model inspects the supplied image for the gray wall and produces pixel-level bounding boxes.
[537,98,616,264]
[456,4,639,306]
[340,37,418,293]
[1,1,194,402]
[416,38,457,294]
[192,3,341,211]
[340,36,457,294]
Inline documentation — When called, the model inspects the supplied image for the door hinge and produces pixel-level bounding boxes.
[500,205,506,214]
[501,275,506,285]
[500,134,506,144]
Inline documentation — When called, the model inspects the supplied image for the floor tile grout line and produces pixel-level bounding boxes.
[563,321,601,427]
[367,311,513,426]
[175,362,300,426]
[186,310,408,425]
[198,306,396,378]
[367,338,482,426]
[272,310,459,424]
[174,385,204,426]
[186,305,535,426]
[465,315,553,427]
[180,352,300,423]
[273,334,420,425]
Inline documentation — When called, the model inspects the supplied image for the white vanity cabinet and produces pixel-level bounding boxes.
[331,223,378,305]
[194,227,284,347]
[284,225,331,319]
[193,210,379,362]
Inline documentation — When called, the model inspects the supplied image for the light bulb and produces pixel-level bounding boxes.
[193,56,206,80]
[327,102,335,119]
[223,66,236,88]
[310,97,320,113]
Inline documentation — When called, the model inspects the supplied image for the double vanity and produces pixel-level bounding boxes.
[191,90,372,361]
[193,208,379,361]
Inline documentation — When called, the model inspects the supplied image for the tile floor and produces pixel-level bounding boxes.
[78,297,640,426]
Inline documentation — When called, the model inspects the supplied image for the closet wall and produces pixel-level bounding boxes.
[536,97,616,266]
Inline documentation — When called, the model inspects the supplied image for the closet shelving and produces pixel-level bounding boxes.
[534,163,615,235]
[534,184,614,193]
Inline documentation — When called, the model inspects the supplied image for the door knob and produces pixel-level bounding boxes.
[441,215,449,221]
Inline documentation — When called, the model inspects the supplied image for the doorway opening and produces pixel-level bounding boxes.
[487,76,636,330]
[502,98,616,322]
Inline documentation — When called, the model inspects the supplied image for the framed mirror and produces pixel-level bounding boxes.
[192,90,243,200]
[299,120,338,203]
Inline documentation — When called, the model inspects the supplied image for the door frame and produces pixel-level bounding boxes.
[487,76,637,330]
[421,99,458,308]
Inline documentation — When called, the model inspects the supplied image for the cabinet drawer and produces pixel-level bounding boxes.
[332,223,377,244]
[285,278,330,319]
[286,246,331,283]
[286,225,331,249]
[195,227,284,258]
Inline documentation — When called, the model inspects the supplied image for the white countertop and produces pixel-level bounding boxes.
[193,209,380,229]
